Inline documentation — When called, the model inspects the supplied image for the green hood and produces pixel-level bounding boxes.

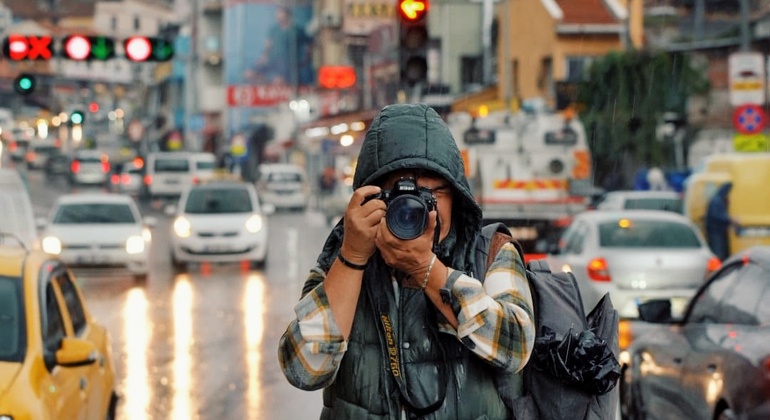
[314,104,483,277]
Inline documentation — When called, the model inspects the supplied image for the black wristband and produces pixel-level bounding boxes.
[338,253,368,270]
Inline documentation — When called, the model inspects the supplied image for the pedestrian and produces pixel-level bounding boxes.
[278,103,535,419]
[705,182,740,260]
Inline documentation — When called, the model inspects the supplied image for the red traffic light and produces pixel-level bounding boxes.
[88,102,100,113]
[124,36,174,62]
[64,35,90,60]
[2,34,53,60]
[399,0,428,21]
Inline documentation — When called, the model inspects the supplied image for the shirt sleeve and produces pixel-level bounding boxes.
[277,267,348,391]
[441,242,535,373]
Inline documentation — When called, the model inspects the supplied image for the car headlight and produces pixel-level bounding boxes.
[142,227,152,242]
[1,415,14,420]
[126,235,145,254]
[173,216,191,238]
[245,214,263,233]
[42,236,62,255]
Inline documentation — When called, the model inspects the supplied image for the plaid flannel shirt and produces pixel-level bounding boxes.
[278,242,535,391]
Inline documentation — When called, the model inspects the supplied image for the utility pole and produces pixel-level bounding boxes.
[481,0,495,85]
[740,0,751,51]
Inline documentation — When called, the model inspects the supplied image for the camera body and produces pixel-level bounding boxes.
[364,178,437,240]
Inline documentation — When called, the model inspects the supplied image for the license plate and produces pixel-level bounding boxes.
[205,244,231,252]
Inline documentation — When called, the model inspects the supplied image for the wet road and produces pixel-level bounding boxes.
[27,170,328,419]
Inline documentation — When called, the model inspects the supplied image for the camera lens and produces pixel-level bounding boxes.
[386,195,429,240]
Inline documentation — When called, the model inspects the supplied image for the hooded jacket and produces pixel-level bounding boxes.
[280,104,534,419]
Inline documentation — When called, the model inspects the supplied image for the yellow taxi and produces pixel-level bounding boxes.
[0,243,117,419]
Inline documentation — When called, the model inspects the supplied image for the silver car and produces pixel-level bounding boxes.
[620,246,770,419]
[546,210,721,318]
[594,190,683,213]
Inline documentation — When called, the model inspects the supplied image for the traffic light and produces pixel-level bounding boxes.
[2,34,53,60]
[123,36,174,62]
[70,110,85,125]
[398,0,429,87]
[62,35,115,60]
[88,102,99,113]
[13,73,36,95]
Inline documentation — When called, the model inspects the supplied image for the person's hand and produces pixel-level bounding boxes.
[376,209,437,286]
[340,185,385,265]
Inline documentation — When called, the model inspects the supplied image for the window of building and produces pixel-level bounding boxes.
[565,56,594,82]
[460,55,483,88]
[134,16,140,31]
[111,16,117,31]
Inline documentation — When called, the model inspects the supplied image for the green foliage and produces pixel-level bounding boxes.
[577,50,709,178]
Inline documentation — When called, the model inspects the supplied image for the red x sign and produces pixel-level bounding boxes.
[4,34,53,60]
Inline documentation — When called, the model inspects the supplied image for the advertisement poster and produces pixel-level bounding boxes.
[224,1,316,129]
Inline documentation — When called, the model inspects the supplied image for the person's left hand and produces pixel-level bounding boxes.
[376,210,438,286]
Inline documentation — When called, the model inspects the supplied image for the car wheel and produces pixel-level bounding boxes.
[171,253,186,272]
[250,251,268,269]
[105,391,118,420]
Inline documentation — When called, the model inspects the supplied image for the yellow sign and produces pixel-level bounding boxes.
[733,133,769,152]
[731,81,763,90]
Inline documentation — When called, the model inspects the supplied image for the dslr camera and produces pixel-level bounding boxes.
[363,177,438,240]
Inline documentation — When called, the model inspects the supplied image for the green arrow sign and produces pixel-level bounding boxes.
[152,39,174,61]
[91,36,115,60]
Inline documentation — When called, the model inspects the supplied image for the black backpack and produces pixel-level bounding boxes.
[474,223,621,420]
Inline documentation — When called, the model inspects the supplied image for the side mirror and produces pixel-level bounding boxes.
[638,299,672,323]
[261,203,276,215]
[55,337,98,368]
[143,216,158,228]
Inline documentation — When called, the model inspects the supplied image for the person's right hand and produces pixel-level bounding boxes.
[340,185,385,265]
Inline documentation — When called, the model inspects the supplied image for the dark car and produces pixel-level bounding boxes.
[620,245,770,420]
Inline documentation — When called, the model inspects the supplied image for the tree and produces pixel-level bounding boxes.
[577,50,709,187]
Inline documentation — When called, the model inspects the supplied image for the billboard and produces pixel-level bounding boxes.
[224,1,316,128]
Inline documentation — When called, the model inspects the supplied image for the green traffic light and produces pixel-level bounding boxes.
[13,73,36,95]
[71,111,84,125]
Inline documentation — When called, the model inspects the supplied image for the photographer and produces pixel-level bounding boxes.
[278,104,535,419]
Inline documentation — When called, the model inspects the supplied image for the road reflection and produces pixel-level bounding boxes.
[245,273,266,417]
[173,276,194,420]
[122,287,150,420]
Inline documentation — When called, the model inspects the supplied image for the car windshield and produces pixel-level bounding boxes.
[624,198,682,213]
[196,160,216,170]
[267,172,302,182]
[184,187,253,214]
[0,277,25,362]
[53,203,137,224]
[599,220,701,248]
[77,156,102,164]
[155,159,189,172]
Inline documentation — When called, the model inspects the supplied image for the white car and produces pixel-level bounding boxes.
[39,193,155,281]
[255,163,309,212]
[545,210,721,319]
[167,180,271,270]
[70,149,110,186]
[594,190,683,213]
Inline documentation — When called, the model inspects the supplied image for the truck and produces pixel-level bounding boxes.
[683,152,770,256]
[447,108,596,255]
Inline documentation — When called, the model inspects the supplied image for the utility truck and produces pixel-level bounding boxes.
[447,107,596,254]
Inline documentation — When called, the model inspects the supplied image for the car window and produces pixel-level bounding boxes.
[76,156,102,164]
[196,160,216,170]
[56,273,87,335]
[53,203,137,224]
[624,198,682,213]
[563,221,588,254]
[154,158,190,172]
[267,172,302,182]
[42,282,66,355]
[184,187,253,214]
[0,277,25,362]
[598,220,700,248]
[689,262,770,325]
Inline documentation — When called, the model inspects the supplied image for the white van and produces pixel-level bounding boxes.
[0,168,38,249]
[255,163,310,211]
[145,151,196,200]
[191,152,217,184]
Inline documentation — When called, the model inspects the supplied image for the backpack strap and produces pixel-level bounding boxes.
[474,223,525,279]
